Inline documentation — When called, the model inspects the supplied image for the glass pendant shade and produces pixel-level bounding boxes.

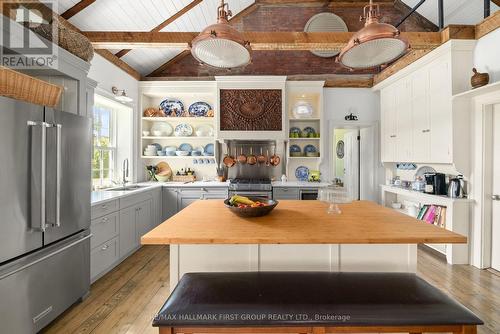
[338,1,409,69]
[191,1,251,69]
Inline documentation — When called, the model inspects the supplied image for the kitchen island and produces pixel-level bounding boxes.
[141,200,466,290]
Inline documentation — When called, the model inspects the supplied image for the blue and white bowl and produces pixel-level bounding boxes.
[304,144,317,153]
[176,150,190,156]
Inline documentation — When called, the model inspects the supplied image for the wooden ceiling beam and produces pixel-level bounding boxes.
[116,0,202,59]
[475,10,500,39]
[84,31,443,50]
[61,0,96,20]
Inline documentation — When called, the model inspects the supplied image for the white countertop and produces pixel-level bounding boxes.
[272,181,331,187]
[380,184,474,203]
[91,181,331,206]
[91,181,228,206]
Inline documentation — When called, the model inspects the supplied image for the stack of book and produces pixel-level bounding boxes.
[417,205,446,228]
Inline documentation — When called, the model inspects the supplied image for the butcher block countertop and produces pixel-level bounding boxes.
[141,200,467,245]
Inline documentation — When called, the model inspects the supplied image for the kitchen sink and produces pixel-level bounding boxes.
[106,185,148,191]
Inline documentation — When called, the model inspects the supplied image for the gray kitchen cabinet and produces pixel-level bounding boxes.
[201,188,228,199]
[90,236,119,281]
[162,188,178,221]
[177,190,202,211]
[136,199,153,240]
[119,205,137,258]
[273,187,300,200]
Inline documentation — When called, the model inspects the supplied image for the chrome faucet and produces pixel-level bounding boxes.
[122,158,129,186]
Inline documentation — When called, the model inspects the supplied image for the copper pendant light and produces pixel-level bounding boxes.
[190,0,251,69]
[337,0,409,70]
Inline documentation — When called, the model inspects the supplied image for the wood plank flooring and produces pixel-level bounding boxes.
[42,246,500,334]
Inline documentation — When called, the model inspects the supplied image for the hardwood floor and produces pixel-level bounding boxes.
[43,246,500,334]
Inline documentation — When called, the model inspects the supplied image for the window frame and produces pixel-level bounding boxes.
[92,100,118,189]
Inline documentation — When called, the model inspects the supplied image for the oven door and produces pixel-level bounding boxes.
[229,190,273,199]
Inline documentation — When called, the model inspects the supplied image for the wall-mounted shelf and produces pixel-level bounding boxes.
[142,136,214,140]
[141,155,215,159]
[142,117,214,122]
[289,118,320,121]
[289,156,320,159]
[288,137,320,140]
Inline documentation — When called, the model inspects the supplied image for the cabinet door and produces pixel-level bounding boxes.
[119,206,138,258]
[136,199,153,240]
[177,191,202,211]
[395,79,412,162]
[429,59,452,163]
[380,86,397,161]
[201,188,228,200]
[411,69,431,162]
[162,188,178,221]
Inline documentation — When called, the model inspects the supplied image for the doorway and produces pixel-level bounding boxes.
[332,126,378,202]
[492,104,500,271]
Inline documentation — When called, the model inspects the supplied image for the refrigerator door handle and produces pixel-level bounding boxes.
[55,123,62,227]
[28,120,48,232]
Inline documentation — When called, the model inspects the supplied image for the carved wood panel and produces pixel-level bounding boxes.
[219,89,282,131]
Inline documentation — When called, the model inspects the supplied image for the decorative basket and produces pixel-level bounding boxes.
[172,175,197,182]
[30,17,94,62]
[1,66,62,107]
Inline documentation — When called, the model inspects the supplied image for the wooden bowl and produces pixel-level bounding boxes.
[224,197,278,218]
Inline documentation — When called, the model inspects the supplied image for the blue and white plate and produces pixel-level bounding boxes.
[204,143,214,156]
[179,143,193,153]
[159,99,184,117]
[295,166,309,181]
[304,144,317,153]
[188,102,211,117]
[303,126,316,135]
[290,127,302,135]
[290,144,301,153]
[174,123,193,137]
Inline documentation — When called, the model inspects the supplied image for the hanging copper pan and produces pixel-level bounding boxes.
[257,147,266,164]
[223,146,235,168]
[270,146,280,166]
[237,147,247,164]
[247,147,257,165]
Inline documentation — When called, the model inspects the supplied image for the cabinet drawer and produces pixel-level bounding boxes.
[90,212,119,249]
[119,191,153,209]
[91,199,119,219]
[90,236,119,280]
[273,187,300,200]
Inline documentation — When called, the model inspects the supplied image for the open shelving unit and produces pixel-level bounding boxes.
[380,184,473,264]
[138,81,218,179]
[285,82,324,181]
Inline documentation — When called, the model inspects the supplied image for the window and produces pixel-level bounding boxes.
[92,100,116,189]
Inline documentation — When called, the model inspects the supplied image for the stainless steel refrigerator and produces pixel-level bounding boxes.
[0,96,91,333]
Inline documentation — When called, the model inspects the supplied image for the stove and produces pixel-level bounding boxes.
[228,178,273,198]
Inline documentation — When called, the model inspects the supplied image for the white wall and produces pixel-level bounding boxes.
[88,54,140,182]
[322,88,381,184]
[474,28,500,84]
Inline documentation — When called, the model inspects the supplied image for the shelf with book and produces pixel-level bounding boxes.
[380,184,472,265]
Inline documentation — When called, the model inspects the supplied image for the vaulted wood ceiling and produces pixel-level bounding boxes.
[49,0,499,81]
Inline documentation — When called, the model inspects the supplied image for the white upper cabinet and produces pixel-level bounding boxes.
[375,40,475,174]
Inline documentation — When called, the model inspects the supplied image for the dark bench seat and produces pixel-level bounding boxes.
[154,272,482,334]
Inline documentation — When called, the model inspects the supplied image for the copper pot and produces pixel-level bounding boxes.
[270,147,280,166]
[247,147,257,165]
[237,147,247,164]
[257,147,266,164]
[223,147,235,168]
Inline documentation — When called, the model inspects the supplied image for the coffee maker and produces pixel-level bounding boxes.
[424,173,447,195]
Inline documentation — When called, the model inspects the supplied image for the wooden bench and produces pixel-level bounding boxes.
[153,272,482,334]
